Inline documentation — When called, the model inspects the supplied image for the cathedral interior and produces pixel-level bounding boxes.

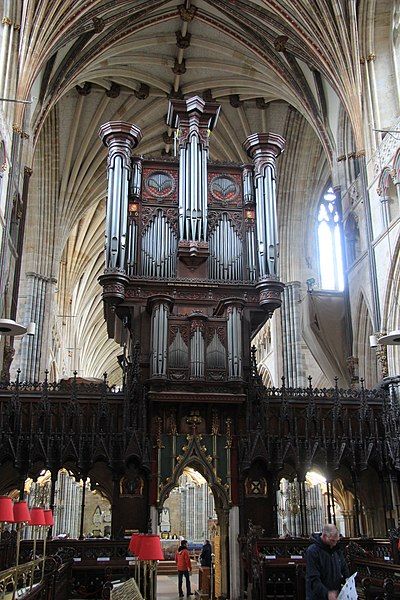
[0,1,400,599]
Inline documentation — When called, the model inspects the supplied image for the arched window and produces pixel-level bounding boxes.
[317,186,344,291]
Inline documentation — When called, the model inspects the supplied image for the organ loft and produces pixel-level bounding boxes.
[99,95,285,394]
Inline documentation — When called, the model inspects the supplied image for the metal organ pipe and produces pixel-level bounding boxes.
[150,300,170,377]
[190,326,205,378]
[127,218,137,276]
[242,165,254,205]
[246,228,256,281]
[131,158,142,198]
[226,304,243,379]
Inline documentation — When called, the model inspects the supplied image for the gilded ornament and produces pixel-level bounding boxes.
[178,4,197,21]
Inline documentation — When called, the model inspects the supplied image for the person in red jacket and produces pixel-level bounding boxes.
[175,539,193,597]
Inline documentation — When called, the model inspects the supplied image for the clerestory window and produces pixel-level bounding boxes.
[317,186,344,291]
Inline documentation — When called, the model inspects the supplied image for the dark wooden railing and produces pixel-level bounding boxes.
[0,554,71,600]
[20,540,135,599]
[241,530,400,600]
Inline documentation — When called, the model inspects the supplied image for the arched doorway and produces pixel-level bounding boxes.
[159,467,217,542]
[156,467,219,598]
[154,435,233,599]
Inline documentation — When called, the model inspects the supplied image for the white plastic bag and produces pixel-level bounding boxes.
[337,572,358,600]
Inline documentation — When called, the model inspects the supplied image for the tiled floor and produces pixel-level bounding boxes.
[157,574,197,599]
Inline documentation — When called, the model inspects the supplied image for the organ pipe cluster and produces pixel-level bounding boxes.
[208,214,243,280]
[167,96,220,243]
[243,133,285,280]
[140,210,177,278]
[99,122,142,272]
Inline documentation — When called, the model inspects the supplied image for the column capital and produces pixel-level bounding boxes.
[243,132,285,165]
[99,121,142,148]
[214,297,246,316]
[146,294,174,313]
[167,95,220,147]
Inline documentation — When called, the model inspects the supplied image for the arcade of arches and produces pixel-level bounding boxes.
[0,1,400,599]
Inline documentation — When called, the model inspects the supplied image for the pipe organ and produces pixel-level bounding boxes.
[99,96,285,394]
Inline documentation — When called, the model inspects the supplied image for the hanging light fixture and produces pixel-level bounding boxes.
[377,330,400,345]
[0,319,27,336]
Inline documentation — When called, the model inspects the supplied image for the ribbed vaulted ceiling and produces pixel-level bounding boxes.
[16,0,371,383]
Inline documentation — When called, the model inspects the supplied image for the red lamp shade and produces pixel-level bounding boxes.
[138,535,164,561]
[0,496,14,523]
[13,501,31,523]
[29,507,46,526]
[43,509,54,526]
[129,533,143,555]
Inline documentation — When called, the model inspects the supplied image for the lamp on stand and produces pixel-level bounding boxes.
[12,501,31,599]
[41,509,54,579]
[0,497,15,597]
[129,533,144,590]
[138,534,164,600]
[0,496,14,537]
[28,507,46,590]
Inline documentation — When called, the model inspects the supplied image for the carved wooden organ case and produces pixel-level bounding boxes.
[99,97,285,402]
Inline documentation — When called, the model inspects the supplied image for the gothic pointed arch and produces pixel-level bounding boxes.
[354,293,378,387]
[158,433,230,511]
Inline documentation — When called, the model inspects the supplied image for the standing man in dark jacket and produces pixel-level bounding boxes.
[306,524,350,599]
[200,540,212,567]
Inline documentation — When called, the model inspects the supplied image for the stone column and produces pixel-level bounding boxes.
[18,272,55,381]
[243,133,285,316]
[281,281,304,387]
[99,122,142,273]
[167,96,220,264]
[379,195,390,229]
[229,506,240,600]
